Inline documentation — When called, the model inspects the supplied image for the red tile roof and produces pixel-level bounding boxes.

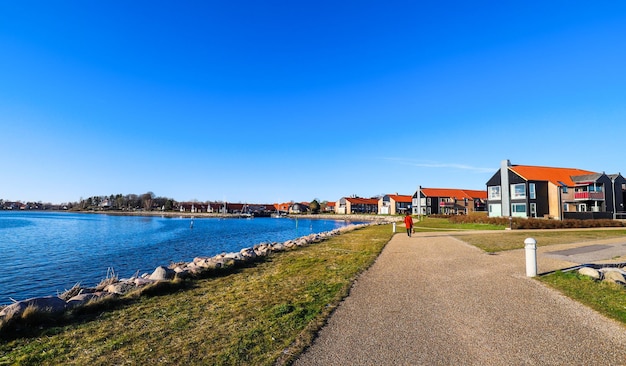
[509,165,597,186]
[386,194,412,203]
[421,188,487,200]
[346,197,379,205]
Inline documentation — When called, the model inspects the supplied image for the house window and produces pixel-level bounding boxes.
[427,198,431,205]
[511,203,526,217]
[488,186,501,200]
[529,183,536,199]
[563,203,569,212]
[512,203,526,213]
[562,186,568,193]
[511,184,526,199]
[579,204,587,212]
[530,203,537,218]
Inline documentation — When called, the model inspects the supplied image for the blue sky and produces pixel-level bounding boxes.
[2,1,626,204]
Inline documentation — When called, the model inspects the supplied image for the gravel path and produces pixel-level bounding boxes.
[294,232,626,365]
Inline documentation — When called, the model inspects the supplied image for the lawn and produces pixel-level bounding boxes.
[413,216,504,231]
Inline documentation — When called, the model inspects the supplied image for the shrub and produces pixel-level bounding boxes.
[447,215,625,229]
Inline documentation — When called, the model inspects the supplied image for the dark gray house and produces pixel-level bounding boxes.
[486,160,626,220]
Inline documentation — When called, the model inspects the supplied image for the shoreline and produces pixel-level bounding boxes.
[0,212,395,308]
[69,210,401,222]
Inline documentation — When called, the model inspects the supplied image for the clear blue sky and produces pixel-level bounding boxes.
[2,1,626,204]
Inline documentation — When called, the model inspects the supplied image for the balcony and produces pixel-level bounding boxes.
[574,191,605,201]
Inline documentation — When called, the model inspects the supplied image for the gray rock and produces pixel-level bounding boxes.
[578,267,601,280]
[149,266,176,281]
[601,269,626,284]
[0,296,67,320]
[134,277,155,286]
[272,243,285,251]
[104,281,136,295]
[240,247,257,260]
[66,292,110,308]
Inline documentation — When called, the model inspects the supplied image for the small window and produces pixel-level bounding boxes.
[511,184,526,199]
[427,198,431,205]
[488,186,501,200]
[529,183,536,199]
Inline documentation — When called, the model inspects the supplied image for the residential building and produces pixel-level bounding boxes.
[335,197,379,214]
[562,173,626,219]
[289,202,310,214]
[486,160,626,219]
[378,194,412,215]
[412,187,487,215]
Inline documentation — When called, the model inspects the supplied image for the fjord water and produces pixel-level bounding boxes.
[0,211,360,305]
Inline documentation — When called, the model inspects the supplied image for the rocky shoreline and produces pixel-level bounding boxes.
[0,220,392,329]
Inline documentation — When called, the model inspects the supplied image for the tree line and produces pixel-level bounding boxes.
[77,192,176,211]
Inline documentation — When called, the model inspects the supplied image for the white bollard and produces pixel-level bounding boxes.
[392,222,396,233]
[524,237,537,277]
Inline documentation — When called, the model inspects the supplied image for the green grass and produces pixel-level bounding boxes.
[413,216,504,231]
[0,224,393,366]
[539,271,626,324]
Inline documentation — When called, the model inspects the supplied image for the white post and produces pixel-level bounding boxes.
[524,237,537,277]
[392,222,396,233]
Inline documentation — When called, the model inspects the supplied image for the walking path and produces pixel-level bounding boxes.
[294,232,626,365]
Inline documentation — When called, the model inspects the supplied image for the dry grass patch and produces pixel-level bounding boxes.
[451,229,626,252]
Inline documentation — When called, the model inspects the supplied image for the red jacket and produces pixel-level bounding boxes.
[404,215,413,228]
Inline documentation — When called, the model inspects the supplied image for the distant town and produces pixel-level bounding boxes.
[4,159,626,221]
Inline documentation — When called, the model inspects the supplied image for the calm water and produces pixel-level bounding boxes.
[0,211,361,305]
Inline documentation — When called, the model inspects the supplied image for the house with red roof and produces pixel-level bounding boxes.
[378,194,412,215]
[413,187,487,215]
[335,197,379,214]
[486,160,626,219]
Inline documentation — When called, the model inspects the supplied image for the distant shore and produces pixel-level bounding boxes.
[74,210,400,222]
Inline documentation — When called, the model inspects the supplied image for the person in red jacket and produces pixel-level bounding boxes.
[404,212,413,237]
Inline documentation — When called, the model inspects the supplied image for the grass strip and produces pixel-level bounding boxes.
[0,224,393,365]
[413,217,504,231]
[539,271,626,324]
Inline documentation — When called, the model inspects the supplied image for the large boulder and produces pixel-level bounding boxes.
[240,247,257,261]
[578,267,601,280]
[0,296,67,321]
[601,268,626,284]
[194,257,223,270]
[149,266,176,281]
[271,243,285,252]
[66,292,112,308]
[104,281,136,295]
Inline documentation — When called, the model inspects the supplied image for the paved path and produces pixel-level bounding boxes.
[294,232,626,365]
